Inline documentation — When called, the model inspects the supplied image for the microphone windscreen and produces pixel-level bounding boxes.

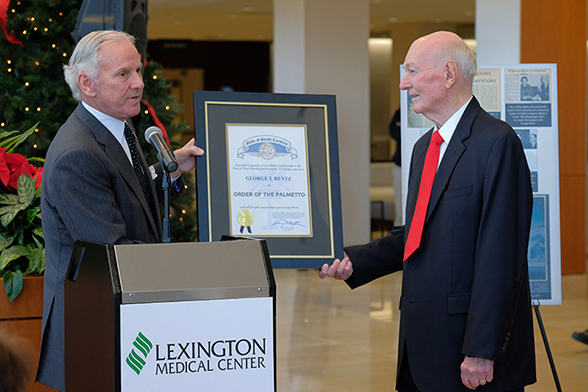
[145,126,163,143]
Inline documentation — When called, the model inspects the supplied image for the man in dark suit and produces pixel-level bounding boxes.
[320,31,536,391]
[36,30,203,391]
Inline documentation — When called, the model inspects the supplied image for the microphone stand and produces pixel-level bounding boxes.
[160,156,173,243]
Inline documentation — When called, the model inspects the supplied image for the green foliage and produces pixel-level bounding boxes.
[0,122,39,152]
[0,136,44,301]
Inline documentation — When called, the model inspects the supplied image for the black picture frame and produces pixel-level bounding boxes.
[194,91,344,268]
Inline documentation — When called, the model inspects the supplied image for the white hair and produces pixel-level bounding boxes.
[63,30,136,101]
[452,42,477,81]
[440,36,477,81]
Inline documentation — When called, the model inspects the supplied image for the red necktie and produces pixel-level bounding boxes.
[404,131,444,261]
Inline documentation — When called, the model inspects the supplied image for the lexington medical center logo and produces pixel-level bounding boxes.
[125,331,269,377]
[126,332,153,375]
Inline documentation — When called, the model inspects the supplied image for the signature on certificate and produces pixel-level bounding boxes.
[271,217,307,229]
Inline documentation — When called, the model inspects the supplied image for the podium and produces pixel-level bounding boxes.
[64,239,276,392]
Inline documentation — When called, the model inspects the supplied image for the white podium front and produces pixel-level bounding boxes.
[64,239,276,392]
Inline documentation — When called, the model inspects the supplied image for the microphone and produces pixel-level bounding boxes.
[144,126,178,173]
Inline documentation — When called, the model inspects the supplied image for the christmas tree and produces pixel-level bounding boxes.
[0,0,197,241]
[0,0,80,155]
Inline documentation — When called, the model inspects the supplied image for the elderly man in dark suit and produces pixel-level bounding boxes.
[36,30,203,391]
[320,31,536,392]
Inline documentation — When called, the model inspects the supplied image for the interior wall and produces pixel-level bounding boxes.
[521,0,587,274]
[475,0,520,64]
[369,38,392,162]
[301,0,372,245]
[273,0,305,93]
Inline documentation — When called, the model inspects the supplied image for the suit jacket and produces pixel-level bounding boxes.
[36,104,164,391]
[345,98,536,391]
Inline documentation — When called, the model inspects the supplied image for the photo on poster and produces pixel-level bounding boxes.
[516,129,538,192]
[504,68,552,127]
[529,195,551,300]
[505,68,551,103]
[516,128,538,149]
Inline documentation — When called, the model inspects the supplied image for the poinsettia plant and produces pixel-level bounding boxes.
[0,123,45,302]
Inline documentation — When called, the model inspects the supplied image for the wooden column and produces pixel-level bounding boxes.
[521,0,587,274]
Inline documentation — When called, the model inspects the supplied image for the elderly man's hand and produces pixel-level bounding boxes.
[318,252,353,280]
[461,356,494,390]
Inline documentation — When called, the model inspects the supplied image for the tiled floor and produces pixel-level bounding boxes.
[275,268,588,391]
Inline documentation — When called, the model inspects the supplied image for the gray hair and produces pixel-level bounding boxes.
[441,38,477,82]
[63,30,137,101]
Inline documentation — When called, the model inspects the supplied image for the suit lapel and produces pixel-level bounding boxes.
[425,98,480,222]
[404,129,431,235]
[75,104,161,237]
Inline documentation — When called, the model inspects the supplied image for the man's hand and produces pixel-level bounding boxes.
[318,252,353,280]
[460,356,494,390]
[171,138,204,178]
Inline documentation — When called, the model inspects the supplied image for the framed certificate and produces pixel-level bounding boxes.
[194,91,344,268]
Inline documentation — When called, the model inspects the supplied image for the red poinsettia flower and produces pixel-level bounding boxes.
[0,147,9,187]
[0,147,43,190]
[35,167,43,189]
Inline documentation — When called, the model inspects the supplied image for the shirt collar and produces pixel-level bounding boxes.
[436,96,473,144]
[81,100,127,144]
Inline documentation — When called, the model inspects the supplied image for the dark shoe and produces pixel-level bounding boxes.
[572,330,588,345]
